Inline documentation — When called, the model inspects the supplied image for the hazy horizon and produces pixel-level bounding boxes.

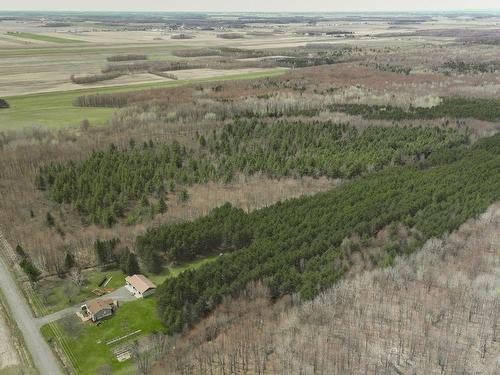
[1,0,499,13]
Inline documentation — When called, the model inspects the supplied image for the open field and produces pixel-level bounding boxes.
[6,31,87,44]
[1,13,498,98]
[0,68,286,130]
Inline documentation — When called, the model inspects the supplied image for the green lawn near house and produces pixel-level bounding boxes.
[39,255,219,373]
[36,269,126,315]
[35,255,219,315]
[41,297,161,375]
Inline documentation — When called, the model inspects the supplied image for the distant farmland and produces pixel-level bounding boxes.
[6,32,86,44]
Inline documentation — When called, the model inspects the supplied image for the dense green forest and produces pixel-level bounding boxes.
[137,203,252,265]
[154,134,500,332]
[328,97,500,122]
[37,122,466,225]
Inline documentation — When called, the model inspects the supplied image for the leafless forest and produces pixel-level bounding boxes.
[151,203,500,374]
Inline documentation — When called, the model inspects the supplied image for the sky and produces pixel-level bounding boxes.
[1,1,499,12]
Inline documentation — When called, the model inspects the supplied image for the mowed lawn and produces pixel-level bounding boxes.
[42,298,161,374]
[40,256,219,374]
[0,68,286,131]
[6,32,87,44]
[36,269,127,315]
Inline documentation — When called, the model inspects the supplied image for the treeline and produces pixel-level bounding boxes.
[374,63,412,75]
[329,97,500,122]
[70,72,123,84]
[442,60,496,74]
[148,71,178,80]
[155,133,500,332]
[106,54,147,62]
[15,244,41,282]
[276,48,351,68]
[73,93,129,108]
[36,122,467,225]
[93,238,141,275]
[171,47,267,59]
[216,33,244,39]
[101,60,202,74]
[171,34,195,40]
[137,203,251,266]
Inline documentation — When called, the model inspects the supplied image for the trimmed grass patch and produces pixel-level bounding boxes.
[36,270,126,315]
[42,298,161,374]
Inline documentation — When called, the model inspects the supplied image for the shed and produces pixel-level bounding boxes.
[125,274,157,298]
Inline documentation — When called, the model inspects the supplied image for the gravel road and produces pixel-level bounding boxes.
[0,233,63,375]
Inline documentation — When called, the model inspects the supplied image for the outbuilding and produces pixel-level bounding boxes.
[125,274,157,298]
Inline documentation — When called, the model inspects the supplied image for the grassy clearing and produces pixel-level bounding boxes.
[6,32,87,44]
[0,68,286,131]
[40,256,218,374]
[36,269,126,315]
[148,255,219,285]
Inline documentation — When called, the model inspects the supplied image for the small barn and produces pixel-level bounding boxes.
[125,274,157,298]
[81,299,117,322]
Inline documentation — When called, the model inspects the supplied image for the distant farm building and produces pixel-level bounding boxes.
[125,274,157,298]
[80,299,117,322]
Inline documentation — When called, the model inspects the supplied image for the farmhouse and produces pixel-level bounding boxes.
[81,299,117,322]
[125,274,157,298]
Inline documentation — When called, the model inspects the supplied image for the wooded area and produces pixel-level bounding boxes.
[153,134,500,332]
[37,122,467,226]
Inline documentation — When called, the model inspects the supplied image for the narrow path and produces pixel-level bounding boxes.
[0,233,63,375]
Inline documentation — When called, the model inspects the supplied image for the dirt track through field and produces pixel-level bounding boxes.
[0,232,62,375]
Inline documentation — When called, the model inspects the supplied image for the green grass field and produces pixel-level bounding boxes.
[40,256,218,374]
[7,32,87,44]
[0,68,286,131]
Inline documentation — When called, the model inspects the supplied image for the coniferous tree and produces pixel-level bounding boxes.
[64,251,75,270]
[158,197,167,214]
[46,212,55,227]
[15,245,26,259]
[20,259,41,283]
[125,252,140,276]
